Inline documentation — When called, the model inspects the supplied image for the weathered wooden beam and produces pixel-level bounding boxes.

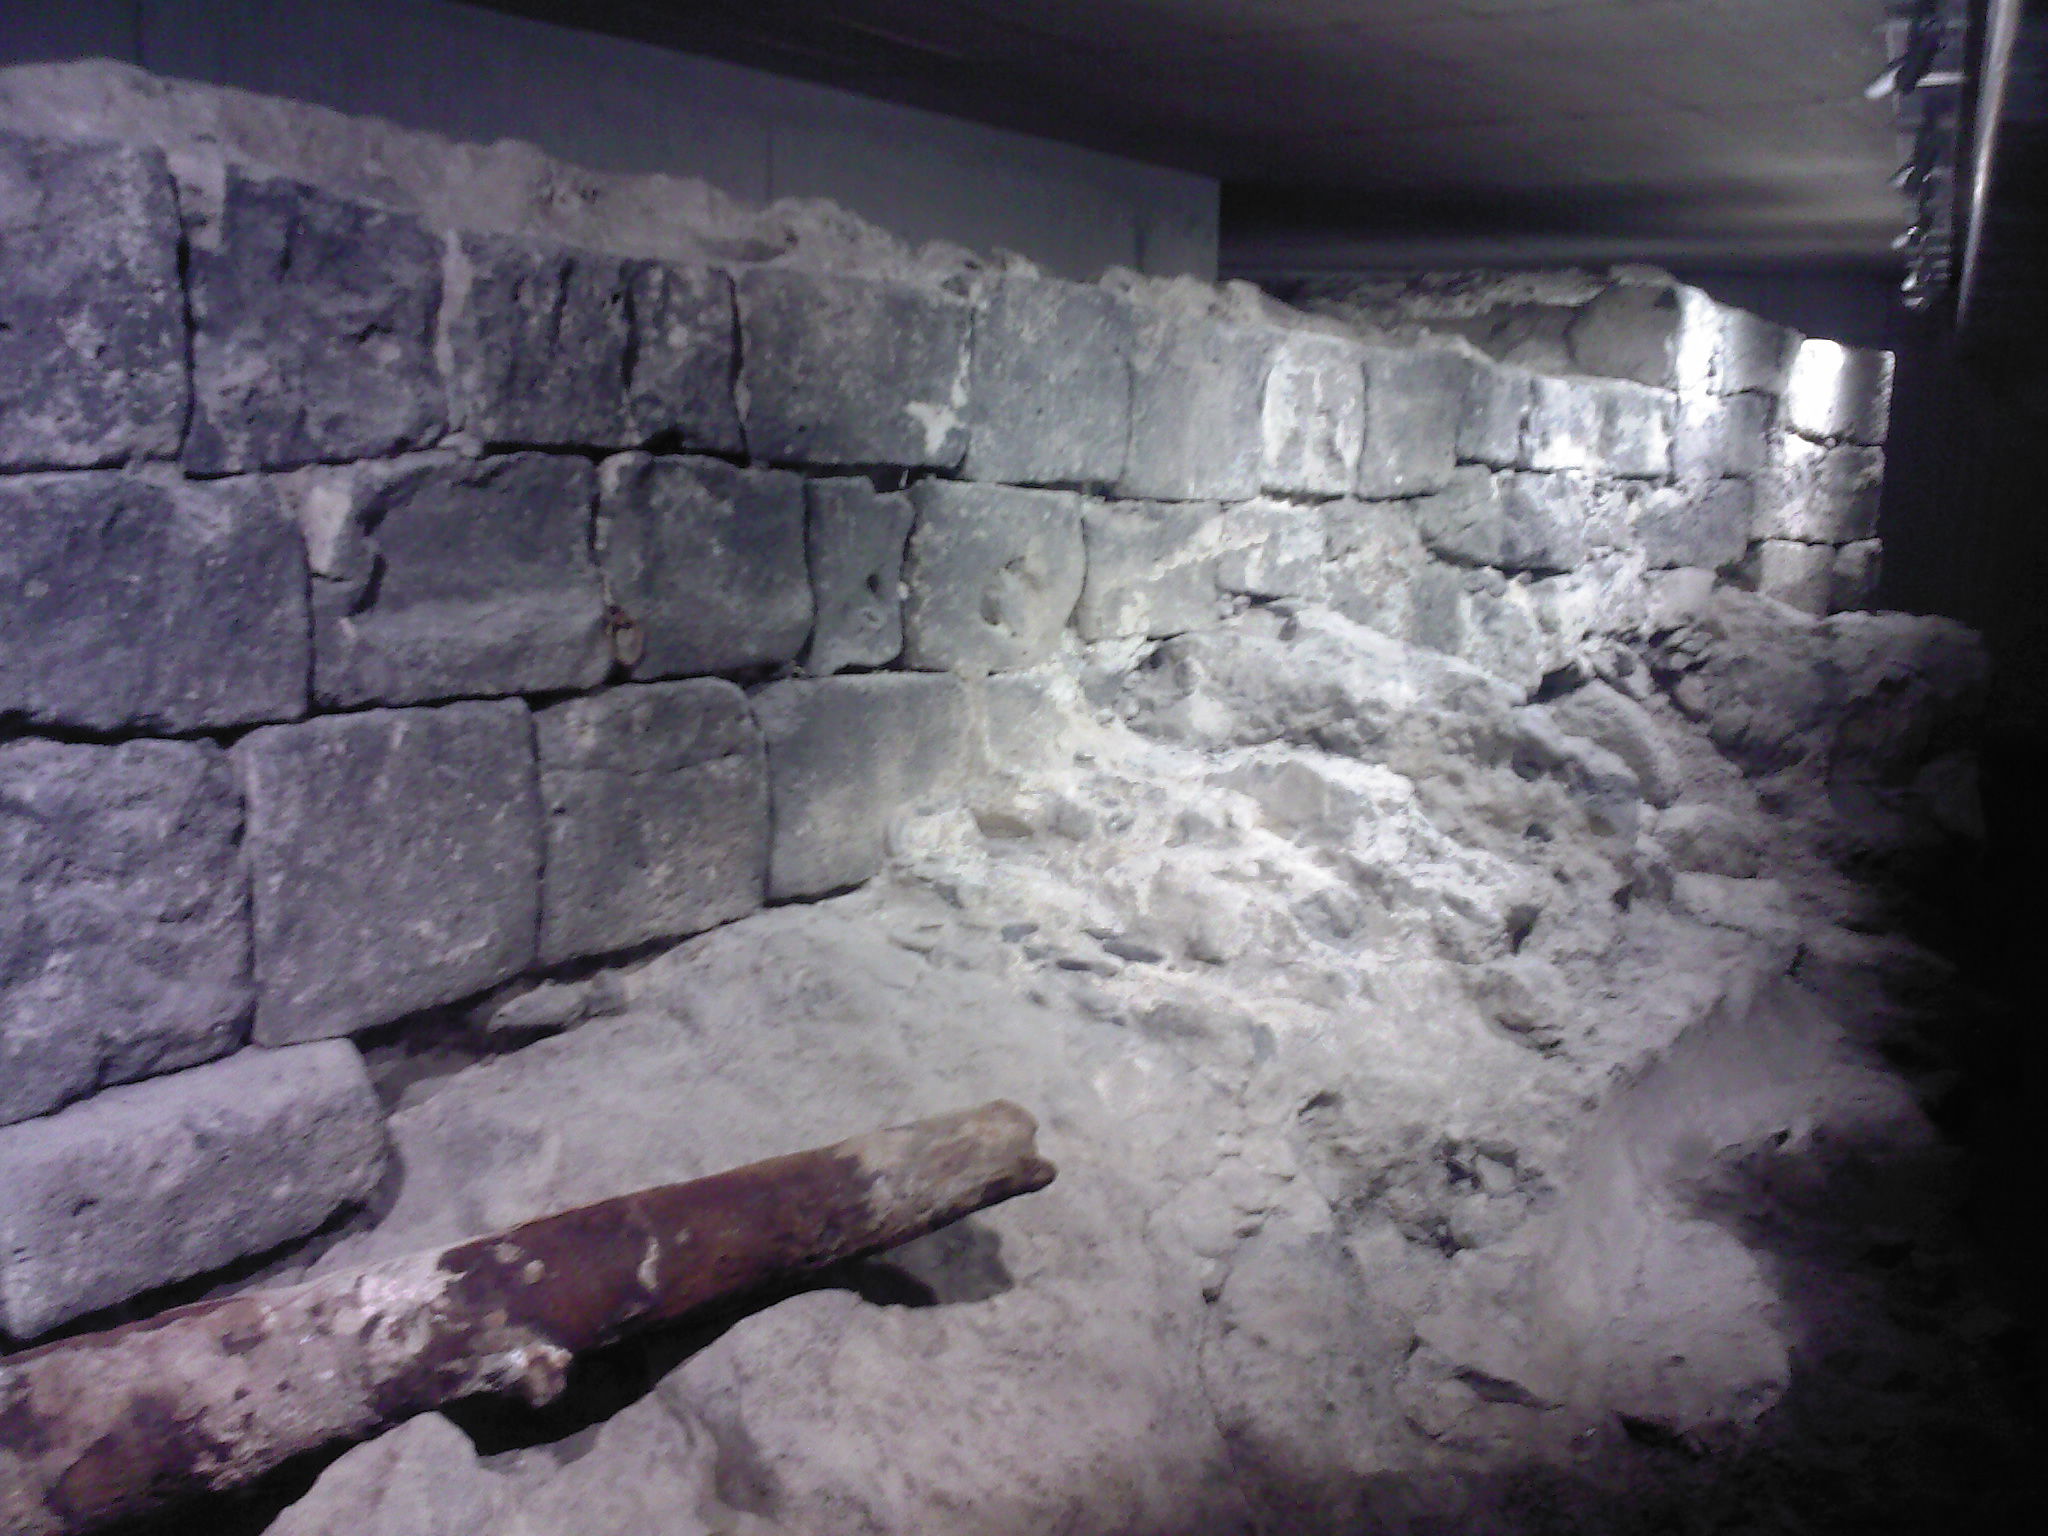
[0,1099,1055,1536]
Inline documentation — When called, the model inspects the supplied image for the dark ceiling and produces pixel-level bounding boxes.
[478,0,1908,273]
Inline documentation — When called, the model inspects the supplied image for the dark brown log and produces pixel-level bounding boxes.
[0,1099,1055,1536]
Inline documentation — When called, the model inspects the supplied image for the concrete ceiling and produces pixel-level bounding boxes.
[483,0,1908,273]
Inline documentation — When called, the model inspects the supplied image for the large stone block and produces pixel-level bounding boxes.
[1673,391,1773,481]
[1260,330,1364,498]
[1216,500,1326,601]
[446,236,742,453]
[805,477,914,675]
[1075,501,1224,641]
[299,453,609,708]
[738,267,971,468]
[186,171,444,473]
[0,740,250,1129]
[901,481,1085,674]
[1783,340,1893,445]
[1456,357,1534,469]
[1632,479,1754,571]
[1831,540,1882,613]
[1520,374,1603,472]
[1498,472,1600,573]
[597,454,812,680]
[236,701,541,1044]
[0,1041,385,1339]
[1754,540,1834,616]
[1565,280,1686,388]
[1713,306,1801,398]
[1410,466,1504,567]
[0,471,308,733]
[0,132,186,470]
[1590,378,1674,479]
[964,274,1131,487]
[1755,438,1884,544]
[753,673,970,899]
[1323,500,1427,637]
[1121,307,1271,501]
[1356,346,1464,499]
[535,681,767,965]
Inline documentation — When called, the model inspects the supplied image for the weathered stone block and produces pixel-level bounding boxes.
[1356,347,1464,499]
[1520,374,1603,472]
[0,132,186,470]
[1673,391,1773,481]
[1754,540,1834,616]
[964,274,1131,487]
[1632,479,1754,571]
[535,681,767,965]
[753,673,970,899]
[1324,499,1426,636]
[901,481,1084,674]
[301,454,609,708]
[1591,378,1674,478]
[598,454,812,680]
[186,171,444,473]
[1261,330,1364,497]
[1566,280,1686,388]
[1546,680,1682,807]
[1830,540,1883,614]
[1215,500,1325,600]
[1784,340,1893,445]
[738,267,971,468]
[0,471,308,732]
[236,701,541,1044]
[1121,307,1271,501]
[1410,466,1504,566]
[1,740,250,1129]
[1714,307,1801,397]
[0,1041,385,1339]
[1755,438,1883,544]
[446,236,742,453]
[805,477,914,675]
[1456,357,1533,469]
[1075,501,1224,641]
[1499,472,1601,573]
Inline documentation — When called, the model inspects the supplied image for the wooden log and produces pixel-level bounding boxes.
[0,1099,1055,1536]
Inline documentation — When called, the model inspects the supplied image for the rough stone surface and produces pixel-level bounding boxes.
[1674,391,1773,481]
[1566,280,1686,388]
[1831,539,1883,614]
[1545,680,1683,807]
[753,673,969,898]
[1756,438,1884,544]
[1714,308,1802,397]
[535,680,767,966]
[0,1040,385,1339]
[965,274,1131,488]
[0,131,185,470]
[1499,472,1602,573]
[1632,479,1754,571]
[1411,466,1504,566]
[1075,501,1224,641]
[901,481,1084,674]
[624,259,746,452]
[598,453,812,680]
[738,267,971,468]
[0,739,250,1128]
[805,477,915,675]
[1754,540,1835,616]
[1216,500,1326,600]
[236,701,541,1045]
[1591,379,1674,478]
[301,453,609,708]
[1324,500,1428,638]
[1520,374,1604,473]
[1783,340,1894,446]
[265,1414,509,1536]
[1357,346,1464,499]
[1261,330,1365,498]
[0,470,308,732]
[1456,357,1534,469]
[1121,307,1271,501]
[185,171,444,473]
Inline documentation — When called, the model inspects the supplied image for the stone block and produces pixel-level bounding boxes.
[1714,306,1801,397]
[301,454,609,709]
[1673,391,1773,481]
[186,171,444,473]
[1323,499,1426,636]
[446,235,741,453]
[1783,340,1893,445]
[1215,500,1325,600]
[1260,330,1364,497]
[1499,472,1599,573]
[0,132,185,470]
[535,681,767,965]
[1121,307,1271,501]
[1830,540,1883,614]
[964,274,1131,487]
[804,477,914,674]
[1545,680,1682,807]
[1754,540,1834,616]
[1075,501,1224,641]
[753,673,970,899]
[1755,438,1883,544]
[236,701,541,1044]
[1456,357,1534,469]
[1356,346,1464,499]
[597,454,812,680]
[1520,374,1603,472]
[738,267,971,468]
[901,481,1085,674]
[1591,378,1674,478]
[0,740,250,1128]
[1566,280,1686,388]
[0,1041,385,1339]
[1632,479,1754,571]
[1410,466,1504,566]
[0,471,308,733]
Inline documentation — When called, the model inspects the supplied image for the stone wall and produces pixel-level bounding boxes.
[0,65,1896,1342]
